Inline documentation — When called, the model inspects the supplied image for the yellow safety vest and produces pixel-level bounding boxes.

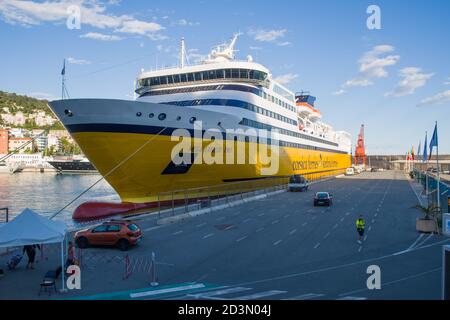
[356,219,365,229]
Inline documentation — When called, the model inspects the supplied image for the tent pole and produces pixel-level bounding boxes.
[61,238,66,292]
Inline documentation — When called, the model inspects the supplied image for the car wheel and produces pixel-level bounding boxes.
[117,239,130,251]
[76,237,89,249]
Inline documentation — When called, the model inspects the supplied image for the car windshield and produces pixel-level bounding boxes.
[289,175,305,183]
[317,193,329,199]
[128,224,139,231]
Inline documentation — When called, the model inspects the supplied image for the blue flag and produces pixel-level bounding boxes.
[429,123,438,160]
[423,132,428,162]
[61,59,66,76]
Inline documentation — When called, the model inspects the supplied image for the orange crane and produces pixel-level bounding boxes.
[354,124,366,166]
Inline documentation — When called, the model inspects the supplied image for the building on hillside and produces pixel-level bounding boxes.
[0,128,9,154]
[34,135,47,152]
[9,128,27,138]
[8,137,33,153]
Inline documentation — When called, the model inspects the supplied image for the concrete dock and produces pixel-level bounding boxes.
[0,170,448,300]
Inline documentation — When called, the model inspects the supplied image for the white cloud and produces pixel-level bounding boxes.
[418,90,450,107]
[274,73,299,85]
[336,44,400,92]
[80,32,122,41]
[0,0,166,39]
[174,19,199,26]
[67,57,91,65]
[332,89,346,96]
[249,28,287,42]
[277,41,291,47]
[444,77,450,85]
[385,67,433,97]
[343,78,373,88]
[28,92,59,101]
[249,46,262,50]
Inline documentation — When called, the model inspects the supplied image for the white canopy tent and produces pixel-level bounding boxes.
[0,208,68,291]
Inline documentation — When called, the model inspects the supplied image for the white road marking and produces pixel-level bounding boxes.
[187,287,251,299]
[243,218,251,223]
[333,224,339,229]
[272,220,280,225]
[416,233,433,248]
[302,222,308,227]
[358,246,362,252]
[131,283,206,298]
[407,234,425,250]
[216,216,225,221]
[311,216,317,220]
[345,212,350,216]
[337,296,367,300]
[368,226,372,232]
[340,217,345,222]
[314,242,321,249]
[273,240,282,246]
[258,213,265,217]
[143,226,163,232]
[284,214,290,218]
[256,227,265,233]
[324,232,330,239]
[364,235,368,241]
[202,233,214,239]
[371,219,375,224]
[283,293,325,300]
[196,223,207,228]
[289,229,297,235]
[236,236,248,242]
[172,230,183,236]
[224,225,234,231]
[234,290,287,300]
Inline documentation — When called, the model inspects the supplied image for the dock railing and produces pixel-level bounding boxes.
[154,170,343,220]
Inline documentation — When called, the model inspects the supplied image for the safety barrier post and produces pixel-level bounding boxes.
[171,191,175,216]
[123,254,131,280]
[150,252,159,287]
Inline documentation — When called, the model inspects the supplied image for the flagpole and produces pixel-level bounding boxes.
[436,122,440,213]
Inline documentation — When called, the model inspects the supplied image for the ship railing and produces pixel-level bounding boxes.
[154,170,344,219]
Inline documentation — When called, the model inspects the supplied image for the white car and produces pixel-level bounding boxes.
[345,168,355,176]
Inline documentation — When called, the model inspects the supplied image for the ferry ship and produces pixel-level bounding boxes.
[48,34,351,220]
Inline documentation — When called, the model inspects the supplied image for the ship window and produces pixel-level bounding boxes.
[176,116,181,121]
[167,75,174,84]
[159,76,168,85]
[239,69,248,79]
[231,69,239,78]
[180,74,187,82]
[149,113,154,118]
[194,72,202,81]
[225,69,232,78]
[208,70,216,79]
[158,113,166,120]
[189,117,196,124]
[216,69,224,79]
[136,112,142,117]
[173,74,180,83]
[187,73,194,82]
[202,71,209,80]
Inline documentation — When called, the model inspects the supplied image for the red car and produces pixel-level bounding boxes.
[74,220,142,251]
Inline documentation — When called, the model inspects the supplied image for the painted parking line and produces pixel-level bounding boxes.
[256,227,265,233]
[187,287,252,299]
[172,231,183,236]
[314,242,321,249]
[333,224,339,229]
[324,232,330,239]
[236,236,248,243]
[283,293,325,300]
[302,222,308,227]
[234,290,287,300]
[196,223,207,228]
[289,229,297,235]
[273,240,282,246]
[216,216,226,221]
[203,233,214,239]
[243,218,251,223]
[272,220,280,225]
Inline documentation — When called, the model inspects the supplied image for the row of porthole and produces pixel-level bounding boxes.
[136,112,197,124]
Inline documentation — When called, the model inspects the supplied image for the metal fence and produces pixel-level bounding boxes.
[414,169,449,215]
[153,170,343,220]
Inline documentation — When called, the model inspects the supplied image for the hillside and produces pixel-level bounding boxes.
[0,91,64,129]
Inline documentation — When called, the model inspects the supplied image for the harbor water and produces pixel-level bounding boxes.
[0,172,119,227]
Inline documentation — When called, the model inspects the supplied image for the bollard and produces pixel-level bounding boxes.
[150,252,159,287]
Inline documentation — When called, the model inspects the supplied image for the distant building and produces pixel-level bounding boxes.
[47,134,60,151]
[0,128,8,154]
[34,135,47,152]
[48,129,71,139]
[9,128,27,138]
[8,137,33,153]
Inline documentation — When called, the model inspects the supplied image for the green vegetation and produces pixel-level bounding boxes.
[0,90,64,130]
[59,137,82,155]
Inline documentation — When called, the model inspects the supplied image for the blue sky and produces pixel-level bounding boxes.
[0,0,449,154]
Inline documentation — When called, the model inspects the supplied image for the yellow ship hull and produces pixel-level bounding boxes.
[73,131,351,203]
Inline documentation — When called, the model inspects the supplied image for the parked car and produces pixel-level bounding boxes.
[345,168,355,176]
[75,220,142,251]
[313,192,333,206]
[288,175,309,192]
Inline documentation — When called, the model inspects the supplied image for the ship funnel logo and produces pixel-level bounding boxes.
[171,121,280,175]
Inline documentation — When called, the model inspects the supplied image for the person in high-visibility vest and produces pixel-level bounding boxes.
[356,215,365,244]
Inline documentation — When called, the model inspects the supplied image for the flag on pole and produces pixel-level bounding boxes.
[417,141,421,159]
[429,122,438,160]
[423,132,428,162]
[411,146,415,161]
[61,59,66,76]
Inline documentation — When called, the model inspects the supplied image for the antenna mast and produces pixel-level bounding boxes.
[180,37,185,69]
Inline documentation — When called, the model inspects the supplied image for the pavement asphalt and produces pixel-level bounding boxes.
[1,170,448,300]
